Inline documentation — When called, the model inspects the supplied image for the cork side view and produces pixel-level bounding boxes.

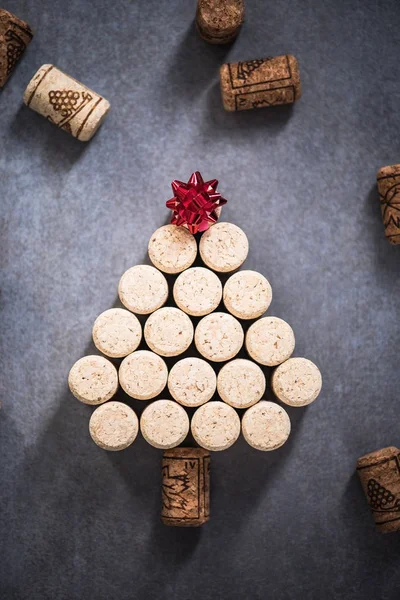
[199,222,248,272]
[140,400,190,449]
[23,64,110,141]
[376,164,400,245]
[271,357,322,407]
[242,401,291,451]
[0,9,33,88]
[144,307,194,357]
[162,447,210,526]
[68,355,118,405]
[196,0,245,45]
[168,357,217,407]
[148,224,197,274]
[89,402,139,451]
[191,401,241,451]
[246,316,295,367]
[357,446,400,533]
[223,270,272,319]
[220,55,301,112]
[92,308,142,358]
[119,350,168,400]
[118,264,169,315]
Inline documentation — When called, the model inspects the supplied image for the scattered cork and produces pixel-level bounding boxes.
[199,222,248,272]
[162,447,210,527]
[118,264,169,315]
[119,350,168,400]
[144,307,194,357]
[23,65,110,141]
[68,355,118,405]
[168,357,217,407]
[217,358,265,409]
[196,0,244,45]
[148,225,197,274]
[191,401,240,451]
[195,312,244,362]
[246,316,295,367]
[92,308,142,358]
[357,447,400,533]
[89,401,139,451]
[140,399,190,449]
[0,8,33,88]
[223,270,272,319]
[272,357,322,407]
[220,55,301,112]
[376,164,400,244]
[242,401,291,451]
[173,267,222,316]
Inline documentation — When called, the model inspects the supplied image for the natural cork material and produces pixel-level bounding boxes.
[223,270,272,319]
[119,350,168,400]
[140,400,190,449]
[272,357,322,407]
[199,222,248,272]
[191,401,240,451]
[220,54,301,112]
[217,358,266,409]
[162,447,210,527]
[357,447,400,533]
[196,0,244,45]
[148,225,197,274]
[89,401,139,451]
[376,164,400,244]
[242,401,291,451]
[92,308,142,358]
[168,357,217,407]
[118,264,168,315]
[0,8,33,88]
[246,316,295,367]
[144,307,194,357]
[195,312,244,362]
[173,267,222,317]
[68,355,118,405]
[23,65,110,141]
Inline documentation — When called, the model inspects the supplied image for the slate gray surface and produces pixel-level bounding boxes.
[1,1,400,599]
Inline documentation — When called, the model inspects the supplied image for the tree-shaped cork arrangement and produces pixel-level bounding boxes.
[68,172,322,526]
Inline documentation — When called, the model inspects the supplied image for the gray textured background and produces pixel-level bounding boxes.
[1,1,400,599]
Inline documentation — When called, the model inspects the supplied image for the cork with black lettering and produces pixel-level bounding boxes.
[377,164,400,244]
[0,9,33,88]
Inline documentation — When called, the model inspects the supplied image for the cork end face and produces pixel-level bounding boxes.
[197,0,245,34]
[356,446,399,469]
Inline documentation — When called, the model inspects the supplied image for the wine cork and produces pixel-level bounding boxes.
[271,357,322,407]
[195,312,244,362]
[68,355,118,405]
[162,447,210,527]
[89,401,138,451]
[119,350,168,400]
[242,401,291,451]
[246,316,295,367]
[196,0,244,45]
[376,164,400,244]
[217,358,265,409]
[118,264,168,315]
[140,399,190,449]
[23,64,110,141]
[357,447,400,533]
[173,267,222,316]
[148,225,197,274]
[92,308,142,358]
[144,307,194,357]
[223,270,272,319]
[0,9,33,88]
[191,401,240,451]
[199,222,248,272]
[168,357,217,407]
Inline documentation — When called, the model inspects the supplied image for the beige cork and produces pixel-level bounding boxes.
[199,222,248,273]
[118,264,168,315]
[148,225,197,274]
[246,316,295,367]
[191,401,240,451]
[68,355,118,405]
[223,270,272,319]
[195,312,244,362]
[271,357,322,407]
[220,55,301,112]
[196,0,244,45]
[144,307,194,357]
[140,399,190,449]
[242,401,291,451]
[376,164,400,244]
[119,350,168,400]
[89,401,139,451]
[217,358,266,409]
[0,9,33,88]
[92,308,142,358]
[23,65,110,141]
[168,357,217,407]
[173,267,222,317]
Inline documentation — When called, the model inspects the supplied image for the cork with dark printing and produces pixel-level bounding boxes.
[376,164,400,244]
[0,9,33,88]
[196,0,244,45]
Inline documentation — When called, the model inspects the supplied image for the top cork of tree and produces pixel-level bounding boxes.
[196,0,245,44]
